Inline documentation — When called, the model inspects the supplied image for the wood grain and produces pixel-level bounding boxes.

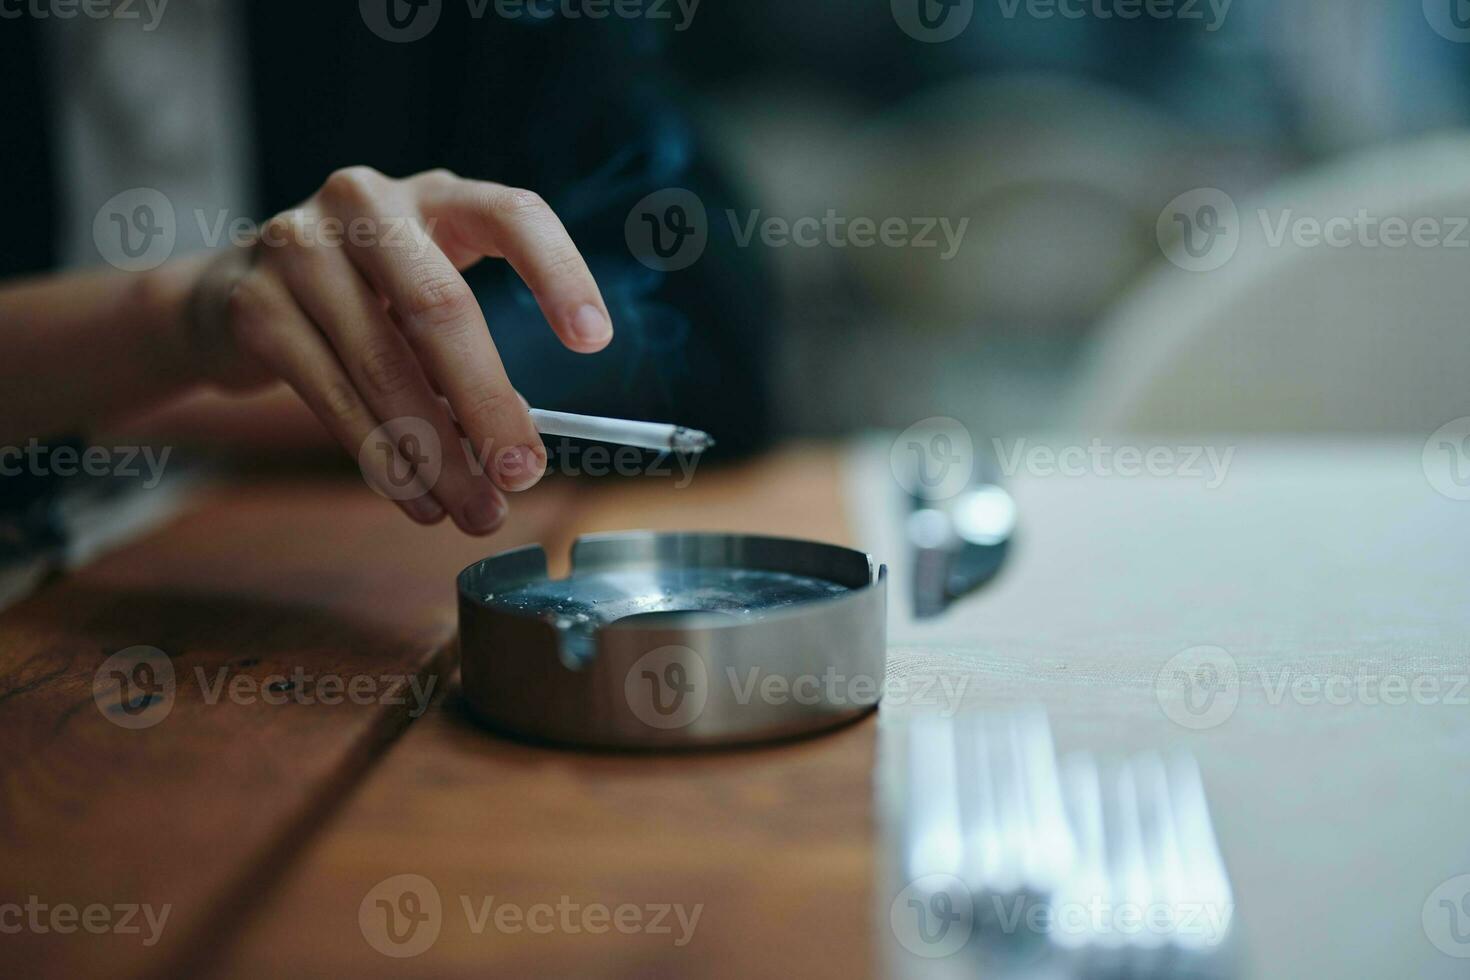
[209,445,876,979]
[0,475,573,979]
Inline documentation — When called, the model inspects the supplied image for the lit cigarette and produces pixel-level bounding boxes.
[529,409,715,454]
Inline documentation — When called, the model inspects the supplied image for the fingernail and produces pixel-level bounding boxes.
[496,444,546,491]
[406,494,445,524]
[462,493,506,534]
[570,305,612,346]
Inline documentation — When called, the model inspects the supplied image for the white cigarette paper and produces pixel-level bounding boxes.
[530,409,715,454]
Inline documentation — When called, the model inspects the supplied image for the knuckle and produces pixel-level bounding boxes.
[433,322,480,362]
[420,320,482,370]
[416,167,458,188]
[541,244,586,280]
[321,166,384,207]
[224,276,278,348]
[491,187,549,221]
[461,385,514,424]
[318,377,366,427]
[401,272,477,328]
[261,210,309,249]
[357,341,416,399]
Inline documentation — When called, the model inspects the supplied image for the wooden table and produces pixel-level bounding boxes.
[0,447,872,979]
[13,437,1466,979]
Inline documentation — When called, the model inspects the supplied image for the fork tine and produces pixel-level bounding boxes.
[1016,708,1075,891]
[1051,751,1236,979]
[1166,752,1235,959]
[903,714,964,881]
[1054,753,1108,956]
[892,713,1234,979]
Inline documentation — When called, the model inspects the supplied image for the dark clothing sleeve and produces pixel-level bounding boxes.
[1,4,775,460]
[245,4,774,454]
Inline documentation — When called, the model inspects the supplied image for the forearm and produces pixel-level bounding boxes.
[1,165,615,537]
[0,257,208,445]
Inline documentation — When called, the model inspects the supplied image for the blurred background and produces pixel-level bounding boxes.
[657,0,1470,441]
[6,0,1470,454]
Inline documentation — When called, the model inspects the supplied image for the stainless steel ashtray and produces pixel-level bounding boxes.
[457,532,887,748]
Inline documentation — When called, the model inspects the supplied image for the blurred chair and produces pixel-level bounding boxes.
[1072,134,1470,434]
[849,74,1187,327]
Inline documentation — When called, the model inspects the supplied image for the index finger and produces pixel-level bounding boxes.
[413,173,614,354]
[321,168,545,492]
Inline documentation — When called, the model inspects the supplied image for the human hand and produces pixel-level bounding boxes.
[182,167,612,534]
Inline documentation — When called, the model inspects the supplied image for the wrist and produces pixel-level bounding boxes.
[133,253,215,388]
[136,248,251,390]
